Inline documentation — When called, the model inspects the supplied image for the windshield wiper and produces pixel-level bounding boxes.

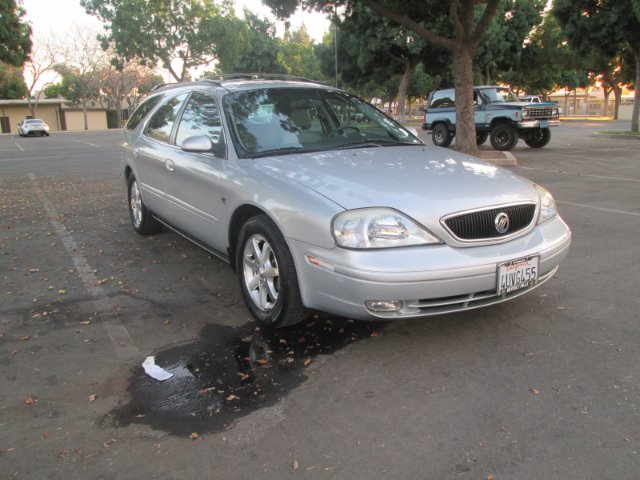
[251,146,319,159]
[329,139,417,150]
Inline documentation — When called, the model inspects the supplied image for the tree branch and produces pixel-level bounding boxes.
[362,0,456,52]
[470,0,501,47]
[450,0,464,39]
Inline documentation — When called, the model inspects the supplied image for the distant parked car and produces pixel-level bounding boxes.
[18,119,50,137]
[519,95,542,103]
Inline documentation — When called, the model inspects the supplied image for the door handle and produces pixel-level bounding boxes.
[164,159,175,172]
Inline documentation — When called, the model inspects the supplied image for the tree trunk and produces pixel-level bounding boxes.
[452,47,477,155]
[613,85,621,120]
[633,50,640,132]
[83,104,89,131]
[603,87,610,117]
[396,59,417,124]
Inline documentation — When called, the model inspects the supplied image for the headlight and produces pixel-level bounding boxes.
[522,109,529,118]
[535,184,557,224]
[332,208,441,249]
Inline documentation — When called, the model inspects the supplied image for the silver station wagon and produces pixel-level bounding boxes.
[122,75,571,327]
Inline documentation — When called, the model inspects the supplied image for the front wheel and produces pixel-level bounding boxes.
[236,215,308,328]
[490,124,518,151]
[524,128,551,148]
[127,174,162,235]
[432,123,453,147]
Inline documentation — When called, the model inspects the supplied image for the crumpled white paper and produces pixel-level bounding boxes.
[142,356,173,381]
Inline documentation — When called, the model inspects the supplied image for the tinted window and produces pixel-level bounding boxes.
[126,95,163,131]
[430,90,455,108]
[144,93,188,143]
[175,92,223,148]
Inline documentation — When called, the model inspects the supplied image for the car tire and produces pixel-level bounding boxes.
[476,132,489,145]
[432,123,453,147]
[524,128,551,148]
[236,215,308,328]
[490,124,518,151]
[127,174,162,235]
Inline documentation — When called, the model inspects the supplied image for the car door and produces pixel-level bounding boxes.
[134,93,189,217]
[159,91,228,253]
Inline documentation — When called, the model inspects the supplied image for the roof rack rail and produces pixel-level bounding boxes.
[197,73,327,85]
[151,82,176,92]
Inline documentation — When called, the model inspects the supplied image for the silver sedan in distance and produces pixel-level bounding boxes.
[121,75,571,328]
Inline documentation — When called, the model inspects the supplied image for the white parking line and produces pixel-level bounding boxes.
[558,200,640,217]
[28,172,140,361]
[14,142,24,151]
[69,139,99,147]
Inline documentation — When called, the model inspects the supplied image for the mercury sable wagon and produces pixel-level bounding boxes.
[122,75,571,327]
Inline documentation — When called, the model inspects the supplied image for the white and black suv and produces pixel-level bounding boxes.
[422,86,560,151]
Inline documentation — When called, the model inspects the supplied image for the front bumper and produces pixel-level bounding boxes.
[289,215,571,320]
[518,119,560,128]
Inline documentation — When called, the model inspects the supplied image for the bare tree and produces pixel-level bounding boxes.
[24,35,63,117]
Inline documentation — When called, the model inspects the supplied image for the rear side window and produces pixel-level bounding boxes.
[126,95,163,131]
[430,90,455,108]
[144,93,188,144]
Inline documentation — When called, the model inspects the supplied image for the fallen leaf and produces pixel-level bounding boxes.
[226,394,239,401]
[189,432,199,440]
[58,289,66,295]
[487,475,495,480]
[28,268,40,273]
[292,459,300,471]
[24,396,38,405]
[370,331,380,337]
[304,358,312,366]
[88,394,97,402]
[21,335,31,342]
[530,388,540,396]
[79,321,91,325]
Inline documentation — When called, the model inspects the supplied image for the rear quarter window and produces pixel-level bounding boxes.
[429,90,455,108]
[126,95,163,131]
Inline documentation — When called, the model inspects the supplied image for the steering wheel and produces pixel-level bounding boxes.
[327,125,362,137]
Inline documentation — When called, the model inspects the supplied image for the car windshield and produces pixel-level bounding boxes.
[26,119,44,124]
[480,88,518,104]
[223,87,420,158]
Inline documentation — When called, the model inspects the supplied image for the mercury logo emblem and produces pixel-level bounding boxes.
[495,212,510,234]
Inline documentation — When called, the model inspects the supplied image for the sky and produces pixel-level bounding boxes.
[21,0,331,86]
[22,0,330,41]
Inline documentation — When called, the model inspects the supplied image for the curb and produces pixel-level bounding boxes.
[591,132,640,140]
[475,150,518,167]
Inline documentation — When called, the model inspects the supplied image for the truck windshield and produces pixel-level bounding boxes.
[480,88,518,103]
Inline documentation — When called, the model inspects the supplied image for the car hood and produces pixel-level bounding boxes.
[256,145,538,226]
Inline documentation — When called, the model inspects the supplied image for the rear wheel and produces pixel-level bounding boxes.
[524,128,551,148]
[432,123,453,147]
[490,124,518,151]
[236,215,308,328]
[127,174,162,235]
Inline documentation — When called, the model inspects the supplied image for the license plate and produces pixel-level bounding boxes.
[539,120,548,128]
[497,256,539,296]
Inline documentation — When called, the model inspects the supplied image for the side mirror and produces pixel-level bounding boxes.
[181,134,226,158]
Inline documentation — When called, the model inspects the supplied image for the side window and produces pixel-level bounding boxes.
[144,93,188,143]
[430,90,455,108]
[175,92,223,148]
[126,95,163,131]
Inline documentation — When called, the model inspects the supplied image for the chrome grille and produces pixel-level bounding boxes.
[525,107,555,119]
[443,203,536,241]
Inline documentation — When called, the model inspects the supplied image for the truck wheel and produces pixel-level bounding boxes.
[524,128,551,148]
[476,132,488,145]
[490,124,518,151]
[432,123,453,147]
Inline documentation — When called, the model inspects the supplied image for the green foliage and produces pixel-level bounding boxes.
[504,14,588,95]
[475,0,544,85]
[49,64,100,108]
[0,0,32,66]
[0,61,28,98]
[277,27,323,79]
[81,0,235,81]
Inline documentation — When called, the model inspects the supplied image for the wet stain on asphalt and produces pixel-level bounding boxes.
[107,317,387,436]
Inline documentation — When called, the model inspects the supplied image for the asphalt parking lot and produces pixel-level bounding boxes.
[1,121,639,479]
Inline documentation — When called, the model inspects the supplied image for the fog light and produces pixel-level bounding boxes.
[365,300,402,313]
